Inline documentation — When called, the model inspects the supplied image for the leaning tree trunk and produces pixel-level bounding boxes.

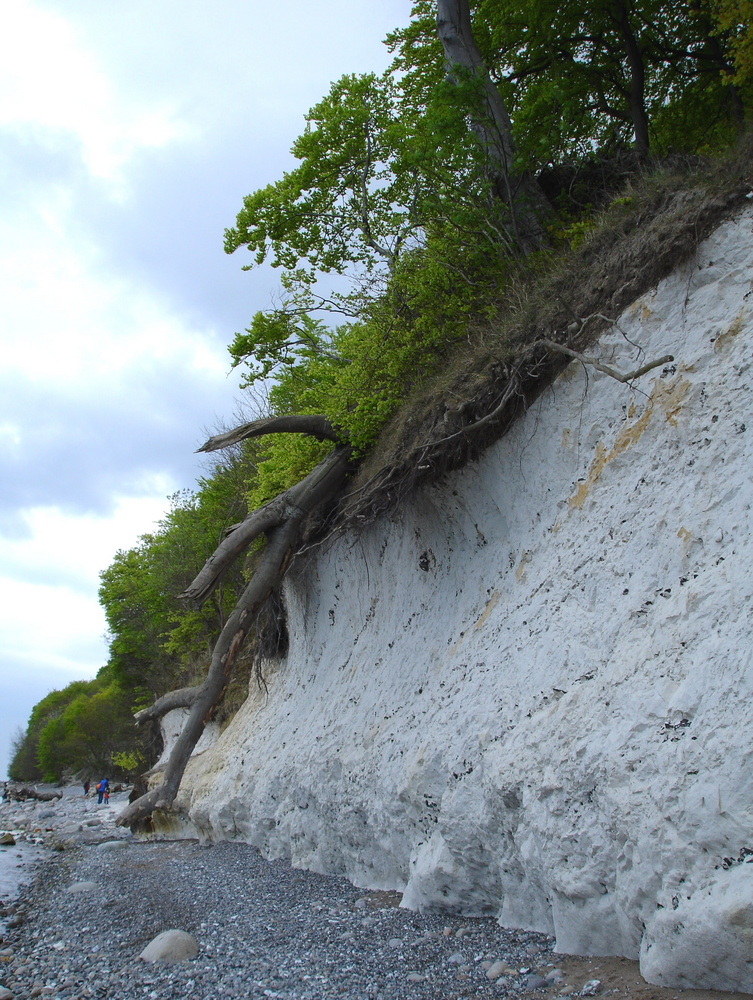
[117,420,352,828]
[435,0,550,254]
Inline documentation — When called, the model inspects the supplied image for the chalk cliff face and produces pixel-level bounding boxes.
[169,208,753,992]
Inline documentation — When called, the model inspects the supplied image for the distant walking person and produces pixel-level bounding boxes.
[103,780,110,806]
[83,779,90,797]
[96,778,108,805]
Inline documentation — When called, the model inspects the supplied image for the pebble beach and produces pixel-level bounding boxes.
[0,786,569,1000]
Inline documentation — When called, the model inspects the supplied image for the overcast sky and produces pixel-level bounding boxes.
[0,0,411,779]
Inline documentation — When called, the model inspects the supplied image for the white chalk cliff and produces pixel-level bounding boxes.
[167,208,753,992]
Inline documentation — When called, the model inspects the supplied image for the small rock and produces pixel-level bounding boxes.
[455,925,470,937]
[139,929,199,963]
[524,974,549,989]
[406,972,425,983]
[95,840,129,852]
[448,951,466,964]
[64,882,98,894]
[388,938,403,949]
[580,979,602,996]
[442,926,453,937]
[545,968,565,984]
[486,960,509,980]
[0,834,15,846]
[0,986,14,1000]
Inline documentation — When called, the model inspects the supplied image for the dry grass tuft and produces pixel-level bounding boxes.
[330,133,753,530]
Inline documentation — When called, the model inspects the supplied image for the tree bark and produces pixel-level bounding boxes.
[612,1,650,159]
[435,0,549,254]
[197,414,340,454]
[133,685,202,725]
[181,445,353,608]
[117,439,353,829]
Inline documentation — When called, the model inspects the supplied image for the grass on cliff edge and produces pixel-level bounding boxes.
[337,131,753,528]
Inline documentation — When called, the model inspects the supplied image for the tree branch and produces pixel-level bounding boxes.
[118,444,353,829]
[435,0,549,255]
[182,446,353,608]
[197,415,340,453]
[539,339,673,382]
[134,686,203,725]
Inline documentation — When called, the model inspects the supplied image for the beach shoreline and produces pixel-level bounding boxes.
[1,791,750,1000]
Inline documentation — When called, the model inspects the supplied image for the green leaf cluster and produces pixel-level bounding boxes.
[226,1,749,494]
[10,447,259,783]
[9,679,143,783]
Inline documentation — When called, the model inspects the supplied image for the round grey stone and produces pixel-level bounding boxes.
[139,929,199,963]
[95,840,129,852]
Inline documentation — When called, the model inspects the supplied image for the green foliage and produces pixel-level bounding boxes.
[9,679,145,783]
[99,445,257,700]
[712,0,753,86]
[111,749,147,776]
[12,447,261,784]
[225,57,527,459]
[225,1,748,478]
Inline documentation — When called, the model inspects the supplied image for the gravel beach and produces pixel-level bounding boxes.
[1,789,749,1000]
[0,785,559,1000]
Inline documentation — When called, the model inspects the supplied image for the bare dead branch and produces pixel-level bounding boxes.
[133,685,203,726]
[182,446,353,608]
[179,499,293,608]
[197,414,340,454]
[540,339,673,382]
[118,445,353,829]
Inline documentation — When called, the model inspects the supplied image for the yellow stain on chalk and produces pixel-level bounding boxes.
[568,441,608,510]
[567,374,690,510]
[474,591,500,629]
[515,551,532,583]
[714,309,746,353]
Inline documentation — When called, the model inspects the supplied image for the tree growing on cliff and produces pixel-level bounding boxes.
[117,0,548,828]
[116,0,746,828]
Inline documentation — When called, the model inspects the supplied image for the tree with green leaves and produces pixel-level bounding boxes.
[9,679,144,783]
[116,0,747,829]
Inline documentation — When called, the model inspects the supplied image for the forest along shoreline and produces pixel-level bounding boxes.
[0,792,751,1000]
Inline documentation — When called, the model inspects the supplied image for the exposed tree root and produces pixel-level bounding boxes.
[117,433,353,829]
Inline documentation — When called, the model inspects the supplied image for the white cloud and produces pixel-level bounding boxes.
[0,0,413,779]
[0,0,188,188]
[0,577,105,674]
[0,493,172,588]
[0,494,172,685]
